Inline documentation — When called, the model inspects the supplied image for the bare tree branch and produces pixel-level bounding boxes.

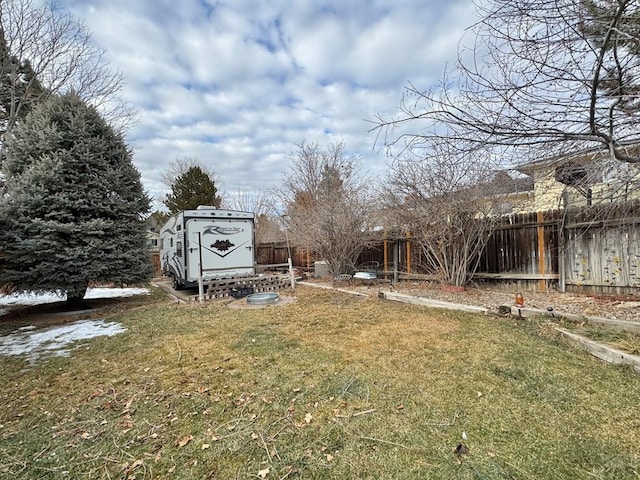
[0,0,132,136]
[279,141,375,276]
[372,0,640,166]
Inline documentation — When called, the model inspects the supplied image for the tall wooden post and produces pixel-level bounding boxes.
[557,215,566,293]
[406,230,411,274]
[383,232,388,275]
[537,211,547,292]
[393,239,399,284]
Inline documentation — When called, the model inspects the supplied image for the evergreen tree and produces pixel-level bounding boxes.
[0,92,151,307]
[580,0,640,113]
[164,165,222,214]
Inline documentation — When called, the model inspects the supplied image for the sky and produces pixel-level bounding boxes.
[54,0,477,208]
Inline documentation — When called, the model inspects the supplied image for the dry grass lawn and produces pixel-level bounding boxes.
[1,286,639,479]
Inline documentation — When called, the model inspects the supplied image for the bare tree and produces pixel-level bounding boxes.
[222,186,276,215]
[0,0,131,135]
[280,141,375,276]
[373,0,640,167]
[381,138,524,286]
[222,186,283,243]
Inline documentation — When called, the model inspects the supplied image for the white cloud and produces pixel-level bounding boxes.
[54,0,477,206]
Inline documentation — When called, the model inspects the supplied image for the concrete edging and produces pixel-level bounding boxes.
[296,281,368,297]
[556,327,640,374]
[380,291,490,314]
[502,305,640,334]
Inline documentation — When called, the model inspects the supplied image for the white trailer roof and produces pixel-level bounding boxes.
[182,209,254,220]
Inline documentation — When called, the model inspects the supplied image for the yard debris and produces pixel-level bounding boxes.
[454,442,469,455]
[176,435,193,447]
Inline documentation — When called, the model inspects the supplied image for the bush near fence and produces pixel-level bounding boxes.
[256,203,640,295]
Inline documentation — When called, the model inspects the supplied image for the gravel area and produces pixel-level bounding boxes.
[306,279,640,323]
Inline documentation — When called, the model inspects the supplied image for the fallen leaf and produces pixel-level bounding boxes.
[396,404,404,411]
[80,431,91,439]
[177,435,193,447]
[293,388,301,393]
[257,467,270,478]
[144,367,150,372]
[201,443,210,450]
[131,459,143,469]
[168,466,176,473]
[251,432,259,440]
[304,413,313,424]
[197,386,209,394]
[326,453,334,462]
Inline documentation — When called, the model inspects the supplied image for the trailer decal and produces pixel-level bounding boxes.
[212,239,234,251]
[199,240,249,258]
[203,226,243,235]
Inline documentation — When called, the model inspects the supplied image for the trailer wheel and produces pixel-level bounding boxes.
[171,274,183,291]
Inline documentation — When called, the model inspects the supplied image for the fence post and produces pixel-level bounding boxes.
[406,230,411,274]
[536,211,547,292]
[558,214,566,292]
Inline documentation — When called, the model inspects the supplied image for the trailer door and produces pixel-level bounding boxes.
[185,217,254,281]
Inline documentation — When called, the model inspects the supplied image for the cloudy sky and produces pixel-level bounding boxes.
[55,0,477,208]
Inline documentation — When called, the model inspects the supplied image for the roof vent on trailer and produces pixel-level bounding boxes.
[196,205,218,210]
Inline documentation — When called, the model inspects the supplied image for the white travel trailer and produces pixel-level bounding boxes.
[160,207,255,290]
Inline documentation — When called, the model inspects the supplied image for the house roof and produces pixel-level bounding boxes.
[487,170,534,195]
[514,142,640,176]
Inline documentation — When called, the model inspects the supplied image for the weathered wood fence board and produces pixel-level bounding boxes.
[255,203,640,294]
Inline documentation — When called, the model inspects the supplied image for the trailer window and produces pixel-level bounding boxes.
[170,238,174,248]
[177,241,183,257]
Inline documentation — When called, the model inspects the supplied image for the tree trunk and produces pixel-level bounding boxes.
[66,283,88,309]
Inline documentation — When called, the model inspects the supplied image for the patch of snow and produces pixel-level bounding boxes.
[0,319,126,363]
[0,287,149,308]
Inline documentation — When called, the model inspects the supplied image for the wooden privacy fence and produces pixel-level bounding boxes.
[561,205,640,293]
[259,204,640,294]
[255,242,318,270]
[477,205,640,294]
[175,203,637,294]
